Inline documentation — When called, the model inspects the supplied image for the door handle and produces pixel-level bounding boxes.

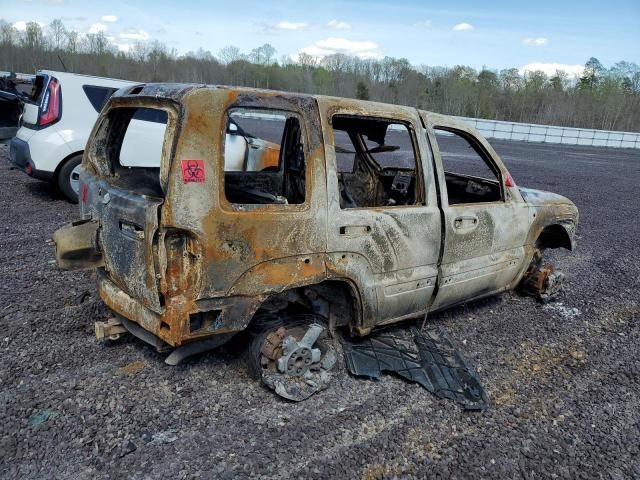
[453,215,478,229]
[340,225,372,236]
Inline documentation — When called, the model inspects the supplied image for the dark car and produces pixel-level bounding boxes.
[0,73,34,142]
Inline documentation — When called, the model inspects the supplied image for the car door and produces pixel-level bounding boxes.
[319,98,442,331]
[421,112,530,310]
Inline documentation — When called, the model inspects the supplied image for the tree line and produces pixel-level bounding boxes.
[1,19,639,132]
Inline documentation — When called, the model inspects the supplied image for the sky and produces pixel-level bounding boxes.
[2,0,639,75]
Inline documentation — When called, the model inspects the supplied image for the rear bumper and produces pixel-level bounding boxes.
[9,137,54,181]
[97,269,261,347]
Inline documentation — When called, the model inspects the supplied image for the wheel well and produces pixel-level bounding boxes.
[536,224,573,251]
[251,280,359,330]
[53,150,83,183]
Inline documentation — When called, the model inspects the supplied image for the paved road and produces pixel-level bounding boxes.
[0,140,639,479]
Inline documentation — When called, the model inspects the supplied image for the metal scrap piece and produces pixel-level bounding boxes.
[343,328,488,410]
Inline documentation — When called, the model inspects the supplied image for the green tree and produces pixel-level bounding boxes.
[579,57,604,90]
[356,80,370,100]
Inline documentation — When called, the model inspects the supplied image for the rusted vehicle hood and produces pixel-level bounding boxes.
[519,187,574,207]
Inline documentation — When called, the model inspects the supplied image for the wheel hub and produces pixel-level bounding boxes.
[521,262,565,302]
[257,322,336,401]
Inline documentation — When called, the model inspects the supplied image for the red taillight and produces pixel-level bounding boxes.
[38,78,61,126]
[504,172,516,188]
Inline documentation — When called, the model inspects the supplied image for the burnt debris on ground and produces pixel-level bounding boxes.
[343,327,488,410]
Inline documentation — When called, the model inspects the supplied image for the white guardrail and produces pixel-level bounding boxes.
[456,116,640,150]
[235,111,640,149]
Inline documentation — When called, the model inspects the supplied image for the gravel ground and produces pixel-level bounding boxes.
[1,140,639,479]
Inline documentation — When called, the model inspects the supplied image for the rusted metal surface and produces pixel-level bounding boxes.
[260,327,286,363]
[520,263,566,303]
[53,219,103,270]
[94,317,127,341]
[53,83,579,360]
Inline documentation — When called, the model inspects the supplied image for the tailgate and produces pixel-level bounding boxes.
[99,183,164,313]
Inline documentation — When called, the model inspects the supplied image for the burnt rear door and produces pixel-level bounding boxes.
[161,88,328,306]
[83,102,175,314]
[98,185,164,311]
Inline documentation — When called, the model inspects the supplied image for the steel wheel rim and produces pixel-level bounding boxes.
[70,164,81,194]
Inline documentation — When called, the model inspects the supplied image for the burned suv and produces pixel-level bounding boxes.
[54,84,578,400]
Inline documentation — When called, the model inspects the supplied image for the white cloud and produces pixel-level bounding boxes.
[452,22,474,32]
[101,15,118,23]
[296,37,383,60]
[116,43,132,52]
[523,37,548,46]
[119,29,150,41]
[519,62,584,77]
[88,22,108,34]
[12,20,45,31]
[275,21,307,30]
[327,19,351,30]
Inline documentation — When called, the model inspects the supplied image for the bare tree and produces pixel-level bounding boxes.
[218,45,241,65]
[0,17,638,132]
[48,19,67,50]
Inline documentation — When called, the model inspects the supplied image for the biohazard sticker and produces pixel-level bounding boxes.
[181,159,205,183]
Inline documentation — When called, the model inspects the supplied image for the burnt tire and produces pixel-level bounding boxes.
[245,312,337,401]
[245,313,333,379]
[245,313,284,379]
[57,154,83,203]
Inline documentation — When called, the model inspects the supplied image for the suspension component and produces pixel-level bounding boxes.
[521,263,565,303]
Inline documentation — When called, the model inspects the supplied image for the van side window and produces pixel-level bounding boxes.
[332,115,421,209]
[83,85,118,113]
[433,128,502,204]
[223,109,306,205]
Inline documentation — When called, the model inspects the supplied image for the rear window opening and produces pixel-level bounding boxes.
[332,115,421,209]
[98,106,169,197]
[223,108,306,205]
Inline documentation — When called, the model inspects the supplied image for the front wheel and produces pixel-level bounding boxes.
[57,154,83,203]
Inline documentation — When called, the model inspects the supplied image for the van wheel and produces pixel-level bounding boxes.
[57,154,83,203]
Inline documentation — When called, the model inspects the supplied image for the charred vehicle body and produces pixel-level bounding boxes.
[54,84,578,399]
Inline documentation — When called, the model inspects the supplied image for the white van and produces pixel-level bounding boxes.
[9,70,292,202]
[9,71,138,201]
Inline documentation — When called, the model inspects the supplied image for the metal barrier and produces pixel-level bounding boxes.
[218,111,640,150]
[456,116,640,149]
